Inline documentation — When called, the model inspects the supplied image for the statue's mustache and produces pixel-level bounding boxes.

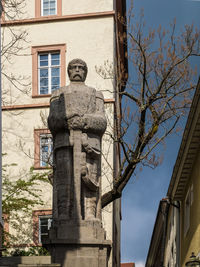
[73,74,82,78]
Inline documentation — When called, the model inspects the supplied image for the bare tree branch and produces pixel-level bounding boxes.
[101,3,200,208]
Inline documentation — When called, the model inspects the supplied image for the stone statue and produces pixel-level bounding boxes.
[48,59,107,222]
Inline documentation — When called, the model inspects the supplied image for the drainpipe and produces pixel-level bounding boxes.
[160,199,170,267]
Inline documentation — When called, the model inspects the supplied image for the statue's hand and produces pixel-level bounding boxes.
[67,116,84,129]
[82,115,91,130]
[82,114,107,134]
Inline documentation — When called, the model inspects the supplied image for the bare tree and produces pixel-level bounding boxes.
[1,0,30,106]
[100,5,200,208]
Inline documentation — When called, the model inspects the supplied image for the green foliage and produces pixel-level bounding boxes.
[2,160,51,251]
[2,165,50,215]
[10,247,50,256]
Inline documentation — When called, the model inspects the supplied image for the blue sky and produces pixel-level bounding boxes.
[121,0,200,266]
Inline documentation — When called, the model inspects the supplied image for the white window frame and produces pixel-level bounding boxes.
[38,52,60,95]
[41,0,57,16]
[38,215,52,243]
[40,134,53,167]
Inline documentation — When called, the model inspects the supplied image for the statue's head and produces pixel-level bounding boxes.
[67,59,88,82]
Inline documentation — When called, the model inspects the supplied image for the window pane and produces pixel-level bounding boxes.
[50,8,56,15]
[51,60,59,66]
[41,158,47,166]
[41,149,48,166]
[51,54,60,65]
[41,136,49,144]
[40,54,48,60]
[40,217,48,225]
[42,145,48,153]
[50,2,55,8]
[51,53,59,60]
[40,77,48,87]
[51,77,60,85]
[51,67,60,76]
[43,9,49,16]
[39,54,48,67]
[41,225,48,233]
[40,69,48,78]
[43,2,49,8]
[40,87,48,95]
[41,160,47,166]
[40,60,48,67]
[50,0,56,7]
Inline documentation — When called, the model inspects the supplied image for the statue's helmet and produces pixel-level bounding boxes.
[67,58,88,82]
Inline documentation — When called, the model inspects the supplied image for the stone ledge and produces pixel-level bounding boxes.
[0,256,52,266]
[45,238,112,246]
[18,265,60,267]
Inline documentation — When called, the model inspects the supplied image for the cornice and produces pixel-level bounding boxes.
[2,103,50,111]
[1,10,115,27]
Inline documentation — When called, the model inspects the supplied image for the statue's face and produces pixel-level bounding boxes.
[68,63,86,82]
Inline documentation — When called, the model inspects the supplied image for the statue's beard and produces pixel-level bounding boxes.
[71,74,84,81]
[74,74,82,79]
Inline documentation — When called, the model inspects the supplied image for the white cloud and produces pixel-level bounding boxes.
[135,261,145,267]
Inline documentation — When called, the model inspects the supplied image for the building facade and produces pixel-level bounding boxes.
[145,199,169,267]
[166,80,200,267]
[1,1,127,265]
[146,79,200,267]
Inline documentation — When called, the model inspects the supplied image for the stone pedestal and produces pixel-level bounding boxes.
[18,265,60,267]
[0,256,60,267]
[44,220,111,267]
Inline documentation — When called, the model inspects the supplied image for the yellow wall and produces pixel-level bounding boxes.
[181,149,200,266]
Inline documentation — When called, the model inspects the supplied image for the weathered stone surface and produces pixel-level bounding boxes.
[18,265,60,267]
[48,59,107,222]
[49,220,105,241]
[0,256,56,267]
[46,59,110,267]
[51,244,110,267]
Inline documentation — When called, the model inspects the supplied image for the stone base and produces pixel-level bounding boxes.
[50,243,110,267]
[49,220,106,241]
[0,256,60,267]
[18,265,60,267]
[44,220,111,267]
